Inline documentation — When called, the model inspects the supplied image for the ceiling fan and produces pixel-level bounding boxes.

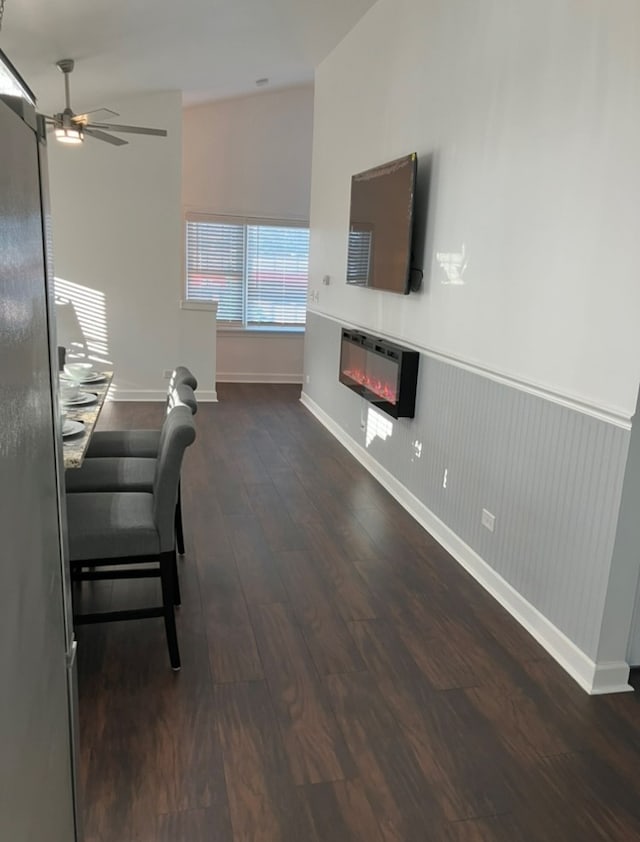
[42,59,167,147]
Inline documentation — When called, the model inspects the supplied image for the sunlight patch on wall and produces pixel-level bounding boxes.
[54,277,112,366]
[412,439,423,461]
[365,405,394,448]
[436,243,468,285]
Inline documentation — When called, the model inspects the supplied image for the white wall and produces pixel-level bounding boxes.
[216,332,304,384]
[305,0,640,691]
[183,86,314,382]
[48,91,217,400]
[308,0,640,419]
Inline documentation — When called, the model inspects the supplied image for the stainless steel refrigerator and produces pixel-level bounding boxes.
[0,52,78,840]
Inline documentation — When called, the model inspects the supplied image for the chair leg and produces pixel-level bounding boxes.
[159,551,181,670]
[175,483,185,556]
[172,549,181,607]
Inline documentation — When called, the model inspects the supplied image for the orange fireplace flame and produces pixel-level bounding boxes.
[342,367,397,403]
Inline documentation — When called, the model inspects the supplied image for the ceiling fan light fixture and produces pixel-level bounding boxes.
[55,125,83,144]
[46,59,166,147]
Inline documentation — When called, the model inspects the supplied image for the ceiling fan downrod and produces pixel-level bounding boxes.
[56,59,74,112]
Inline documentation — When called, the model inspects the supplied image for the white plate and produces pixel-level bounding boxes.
[61,372,106,384]
[62,420,85,438]
[63,391,98,407]
[79,372,106,383]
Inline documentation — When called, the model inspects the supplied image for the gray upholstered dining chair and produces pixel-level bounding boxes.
[85,365,198,459]
[74,378,198,555]
[67,404,196,670]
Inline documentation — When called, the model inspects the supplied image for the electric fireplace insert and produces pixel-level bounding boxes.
[339,328,419,419]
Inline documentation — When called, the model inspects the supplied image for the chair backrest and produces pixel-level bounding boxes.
[152,405,196,551]
[169,365,198,392]
[167,383,198,415]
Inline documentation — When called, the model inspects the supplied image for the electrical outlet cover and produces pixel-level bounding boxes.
[481,508,495,532]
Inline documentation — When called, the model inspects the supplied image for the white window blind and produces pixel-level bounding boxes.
[186,213,309,328]
[186,218,244,323]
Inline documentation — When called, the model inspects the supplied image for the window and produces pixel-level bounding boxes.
[185,213,309,328]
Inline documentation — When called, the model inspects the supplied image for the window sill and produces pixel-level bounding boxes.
[218,326,305,336]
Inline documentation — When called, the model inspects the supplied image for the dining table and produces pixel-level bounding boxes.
[62,371,113,470]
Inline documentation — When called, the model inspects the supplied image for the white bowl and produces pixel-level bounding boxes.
[64,362,93,381]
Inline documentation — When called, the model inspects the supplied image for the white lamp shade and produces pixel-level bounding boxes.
[55,126,83,144]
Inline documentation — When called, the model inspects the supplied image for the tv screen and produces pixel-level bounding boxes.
[346,153,417,295]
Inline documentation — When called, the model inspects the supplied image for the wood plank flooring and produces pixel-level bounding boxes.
[75,383,640,841]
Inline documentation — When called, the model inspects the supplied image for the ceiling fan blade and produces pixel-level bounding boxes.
[84,122,167,137]
[84,127,128,146]
[73,108,119,125]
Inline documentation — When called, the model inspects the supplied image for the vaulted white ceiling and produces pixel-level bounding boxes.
[0,0,376,113]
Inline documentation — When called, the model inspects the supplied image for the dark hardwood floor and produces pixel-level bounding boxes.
[76,383,640,841]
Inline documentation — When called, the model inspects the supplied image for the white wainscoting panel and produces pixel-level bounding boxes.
[302,312,632,689]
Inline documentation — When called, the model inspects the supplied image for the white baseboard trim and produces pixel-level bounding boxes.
[113,389,218,402]
[300,391,633,696]
[194,390,218,402]
[589,661,634,695]
[217,372,303,384]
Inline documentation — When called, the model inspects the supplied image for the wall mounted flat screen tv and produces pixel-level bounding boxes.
[346,152,417,295]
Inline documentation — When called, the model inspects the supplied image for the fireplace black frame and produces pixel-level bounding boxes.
[339,328,419,419]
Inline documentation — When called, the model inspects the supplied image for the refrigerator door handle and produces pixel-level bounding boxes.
[66,637,77,671]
